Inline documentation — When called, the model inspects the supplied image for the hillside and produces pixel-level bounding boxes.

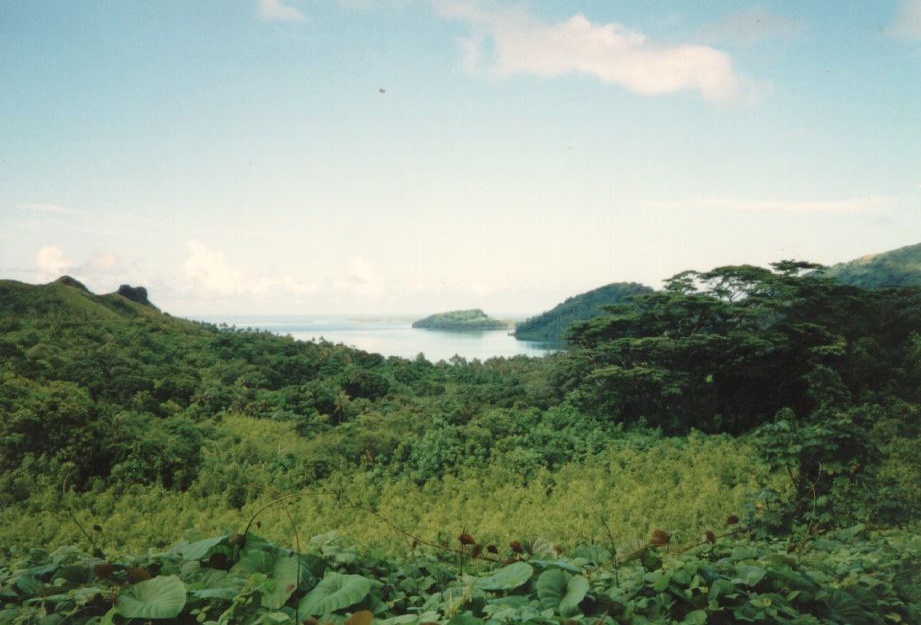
[514,282,653,341]
[823,241,921,288]
[1,269,920,625]
[412,308,508,330]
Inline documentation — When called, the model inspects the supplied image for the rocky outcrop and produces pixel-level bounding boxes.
[116,284,154,307]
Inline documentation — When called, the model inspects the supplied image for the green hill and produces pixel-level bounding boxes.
[1,269,919,625]
[412,308,508,330]
[514,282,653,341]
[823,242,921,288]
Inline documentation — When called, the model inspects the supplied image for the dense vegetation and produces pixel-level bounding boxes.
[514,283,652,342]
[1,258,919,624]
[822,241,921,288]
[412,309,508,331]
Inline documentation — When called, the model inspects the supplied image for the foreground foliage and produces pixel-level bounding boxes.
[1,525,918,625]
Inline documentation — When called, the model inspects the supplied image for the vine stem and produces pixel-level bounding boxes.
[599,516,619,586]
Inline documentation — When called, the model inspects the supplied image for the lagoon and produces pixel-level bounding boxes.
[197,315,558,362]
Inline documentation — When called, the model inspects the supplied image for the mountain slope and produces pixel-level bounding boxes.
[823,242,921,288]
[514,282,653,342]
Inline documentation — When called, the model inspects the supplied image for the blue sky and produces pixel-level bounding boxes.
[1,0,919,316]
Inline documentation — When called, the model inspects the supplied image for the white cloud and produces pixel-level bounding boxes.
[645,196,899,214]
[184,239,248,296]
[183,239,316,297]
[259,0,306,23]
[889,0,921,39]
[36,246,73,281]
[437,1,757,104]
[699,6,803,45]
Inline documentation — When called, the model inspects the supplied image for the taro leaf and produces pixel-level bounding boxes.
[476,562,534,591]
[441,586,469,614]
[261,552,300,610]
[834,523,866,541]
[56,564,92,584]
[377,614,424,625]
[298,572,372,616]
[378,616,421,625]
[679,609,708,625]
[708,578,740,604]
[448,614,485,625]
[536,569,588,617]
[236,545,276,575]
[190,587,240,601]
[825,589,872,625]
[14,573,44,595]
[733,565,767,588]
[180,534,230,561]
[529,560,582,574]
[569,545,610,566]
[116,575,187,620]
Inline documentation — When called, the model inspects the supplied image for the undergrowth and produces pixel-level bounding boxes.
[1,522,917,624]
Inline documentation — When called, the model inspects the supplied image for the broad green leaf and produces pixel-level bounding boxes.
[236,546,275,575]
[476,562,533,591]
[55,564,92,584]
[825,589,871,625]
[679,609,708,625]
[180,534,230,561]
[440,586,469,614]
[190,587,240,600]
[378,616,421,625]
[261,552,300,610]
[708,578,740,604]
[529,560,582,574]
[536,569,568,609]
[733,565,766,588]
[298,572,371,616]
[536,569,588,617]
[116,575,187,620]
[260,612,295,625]
[447,613,485,625]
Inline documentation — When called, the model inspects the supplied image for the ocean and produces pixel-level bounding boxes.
[195,315,558,362]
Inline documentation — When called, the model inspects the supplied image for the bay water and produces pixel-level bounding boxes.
[197,315,558,362]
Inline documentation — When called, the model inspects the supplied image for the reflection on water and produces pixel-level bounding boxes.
[197,315,559,362]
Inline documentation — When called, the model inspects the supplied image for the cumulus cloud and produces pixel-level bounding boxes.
[699,6,803,45]
[183,239,316,298]
[184,239,245,296]
[437,1,757,104]
[259,0,306,23]
[36,246,73,281]
[889,0,921,39]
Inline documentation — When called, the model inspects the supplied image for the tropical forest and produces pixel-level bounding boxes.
[1,253,920,624]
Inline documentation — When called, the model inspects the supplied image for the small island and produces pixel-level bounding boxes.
[412,309,509,331]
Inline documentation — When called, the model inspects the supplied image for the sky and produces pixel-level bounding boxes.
[1,0,919,317]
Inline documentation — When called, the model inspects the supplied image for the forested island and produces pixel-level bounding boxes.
[412,308,509,331]
[1,253,919,625]
[514,282,653,341]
